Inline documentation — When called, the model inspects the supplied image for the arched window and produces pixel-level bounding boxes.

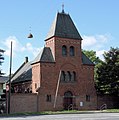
[64,91,73,97]
[67,71,71,81]
[72,71,76,81]
[70,46,75,56]
[61,71,65,81]
[61,71,76,83]
[62,45,67,56]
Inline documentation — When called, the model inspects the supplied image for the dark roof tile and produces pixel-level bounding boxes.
[32,47,55,64]
[82,52,94,65]
[12,68,32,84]
[11,62,32,83]
[46,12,82,40]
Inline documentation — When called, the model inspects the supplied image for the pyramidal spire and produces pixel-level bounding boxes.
[45,8,82,41]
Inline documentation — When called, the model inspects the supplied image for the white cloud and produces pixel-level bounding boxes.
[1,36,43,75]
[3,36,25,57]
[82,35,97,48]
[82,33,111,60]
[26,43,33,51]
[24,42,42,57]
[96,50,106,61]
[96,34,108,43]
[32,47,42,57]
[2,36,42,59]
[82,34,110,49]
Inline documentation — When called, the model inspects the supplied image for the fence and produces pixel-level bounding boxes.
[10,93,38,113]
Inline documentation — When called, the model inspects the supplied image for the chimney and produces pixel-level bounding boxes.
[25,57,28,63]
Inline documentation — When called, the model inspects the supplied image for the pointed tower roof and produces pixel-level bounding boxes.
[46,11,82,40]
[32,47,55,64]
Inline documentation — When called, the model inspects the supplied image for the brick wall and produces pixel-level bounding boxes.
[97,95,119,109]
[10,93,38,113]
[32,63,41,93]
[36,36,97,111]
[36,62,97,111]
[9,93,119,113]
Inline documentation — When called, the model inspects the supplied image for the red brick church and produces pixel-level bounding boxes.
[11,9,97,111]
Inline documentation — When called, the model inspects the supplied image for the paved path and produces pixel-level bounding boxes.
[0,113,119,120]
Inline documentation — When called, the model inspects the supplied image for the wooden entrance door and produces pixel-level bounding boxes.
[63,91,73,110]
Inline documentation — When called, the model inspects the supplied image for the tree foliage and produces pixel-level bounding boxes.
[83,50,103,84]
[83,50,102,64]
[96,47,119,96]
[83,48,119,96]
[0,49,5,76]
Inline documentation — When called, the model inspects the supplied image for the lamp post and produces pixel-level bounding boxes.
[8,41,12,114]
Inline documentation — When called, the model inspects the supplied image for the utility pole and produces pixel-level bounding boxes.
[8,41,12,114]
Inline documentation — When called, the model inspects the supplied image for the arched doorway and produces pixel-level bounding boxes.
[63,91,73,110]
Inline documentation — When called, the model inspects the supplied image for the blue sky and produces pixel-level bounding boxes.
[0,0,119,75]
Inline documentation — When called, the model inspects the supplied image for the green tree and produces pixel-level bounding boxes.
[83,50,102,64]
[96,47,119,96]
[0,49,5,76]
[83,50,103,85]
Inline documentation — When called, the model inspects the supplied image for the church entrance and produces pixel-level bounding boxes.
[63,91,73,110]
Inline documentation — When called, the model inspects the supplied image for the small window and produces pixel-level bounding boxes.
[86,95,90,102]
[67,71,71,81]
[72,71,76,81]
[46,95,51,102]
[61,71,65,81]
[62,45,67,56]
[61,71,76,82]
[70,46,75,56]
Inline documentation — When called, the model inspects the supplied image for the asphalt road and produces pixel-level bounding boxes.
[0,113,119,120]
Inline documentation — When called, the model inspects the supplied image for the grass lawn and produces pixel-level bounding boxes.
[0,109,119,117]
[103,109,119,113]
[40,109,119,114]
